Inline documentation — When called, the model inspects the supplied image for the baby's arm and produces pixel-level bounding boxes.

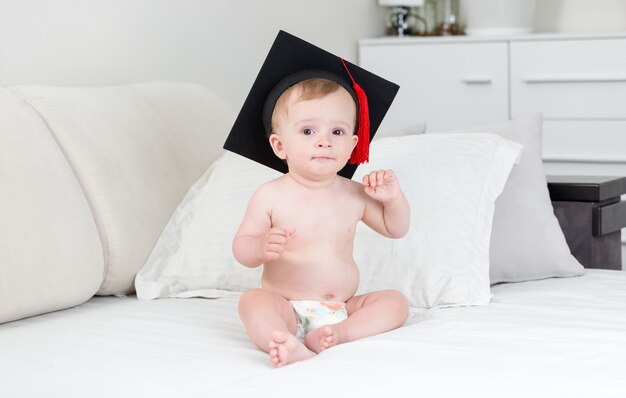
[232,185,295,267]
[360,169,410,239]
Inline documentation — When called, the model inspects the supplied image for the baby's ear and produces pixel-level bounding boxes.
[351,133,358,150]
[269,133,286,160]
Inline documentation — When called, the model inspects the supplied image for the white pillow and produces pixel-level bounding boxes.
[136,134,522,308]
[135,152,280,299]
[352,134,522,308]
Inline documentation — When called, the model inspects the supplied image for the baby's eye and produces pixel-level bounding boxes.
[302,128,315,136]
[332,129,345,136]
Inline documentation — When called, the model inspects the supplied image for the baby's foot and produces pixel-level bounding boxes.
[268,330,315,368]
[304,325,340,354]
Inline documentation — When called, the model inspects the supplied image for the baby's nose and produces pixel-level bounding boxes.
[316,133,332,147]
[316,141,332,148]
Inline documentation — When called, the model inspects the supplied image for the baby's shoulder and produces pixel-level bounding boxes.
[337,176,368,199]
[251,175,289,200]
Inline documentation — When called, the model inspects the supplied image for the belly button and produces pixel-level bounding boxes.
[324,294,334,300]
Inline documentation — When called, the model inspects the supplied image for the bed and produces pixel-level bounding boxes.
[1,270,624,397]
[1,83,625,398]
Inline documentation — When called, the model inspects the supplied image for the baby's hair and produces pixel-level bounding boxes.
[269,78,355,136]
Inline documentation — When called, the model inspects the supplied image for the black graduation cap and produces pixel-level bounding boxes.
[223,30,399,179]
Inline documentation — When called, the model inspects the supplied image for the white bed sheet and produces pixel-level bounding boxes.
[1,269,625,398]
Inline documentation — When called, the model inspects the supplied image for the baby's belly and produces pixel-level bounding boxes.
[261,255,360,302]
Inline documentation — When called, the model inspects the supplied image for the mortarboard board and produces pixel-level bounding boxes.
[223,30,399,179]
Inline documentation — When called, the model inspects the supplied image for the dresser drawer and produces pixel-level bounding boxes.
[541,119,626,178]
[542,120,626,162]
[359,41,508,132]
[510,38,626,119]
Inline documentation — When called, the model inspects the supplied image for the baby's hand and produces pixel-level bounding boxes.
[261,227,295,263]
[362,169,402,204]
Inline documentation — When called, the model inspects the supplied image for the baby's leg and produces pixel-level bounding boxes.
[238,289,314,367]
[305,290,408,353]
[342,289,409,342]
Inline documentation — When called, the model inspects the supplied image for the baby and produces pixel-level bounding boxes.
[232,76,410,367]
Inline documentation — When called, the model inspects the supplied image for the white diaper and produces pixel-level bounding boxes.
[289,300,348,340]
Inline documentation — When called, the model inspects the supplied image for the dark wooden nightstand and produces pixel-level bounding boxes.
[547,176,626,270]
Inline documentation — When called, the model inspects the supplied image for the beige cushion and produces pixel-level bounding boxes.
[430,114,584,283]
[0,88,103,323]
[10,83,234,295]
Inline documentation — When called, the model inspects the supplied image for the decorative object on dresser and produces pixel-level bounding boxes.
[434,0,464,36]
[378,0,427,37]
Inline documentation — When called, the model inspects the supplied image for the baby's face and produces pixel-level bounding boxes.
[270,88,357,180]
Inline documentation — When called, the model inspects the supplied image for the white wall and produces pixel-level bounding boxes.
[534,0,626,33]
[0,0,386,108]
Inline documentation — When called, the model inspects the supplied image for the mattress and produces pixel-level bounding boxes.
[1,269,625,398]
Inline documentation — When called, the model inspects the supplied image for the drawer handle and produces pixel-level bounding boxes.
[543,155,626,164]
[461,77,492,85]
[523,75,626,84]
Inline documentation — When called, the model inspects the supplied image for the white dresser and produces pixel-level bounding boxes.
[359,32,626,266]
[359,32,626,177]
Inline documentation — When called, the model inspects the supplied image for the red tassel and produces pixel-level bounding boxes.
[340,58,370,165]
[350,82,370,164]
